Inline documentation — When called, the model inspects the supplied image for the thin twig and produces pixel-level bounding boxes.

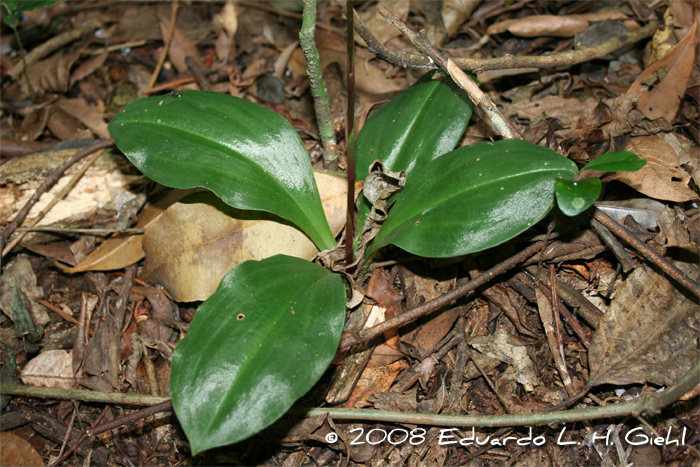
[15,227,146,235]
[147,0,180,91]
[345,0,356,270]
[338,242,544,351]
[335,0,657,75]
[377,7,523,140]
[0,139,114,254]
[593,208,700,298]
[2,149,106,256]
[0,385,168,406]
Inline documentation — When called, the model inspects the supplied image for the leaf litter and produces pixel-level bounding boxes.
[0,1,698,466]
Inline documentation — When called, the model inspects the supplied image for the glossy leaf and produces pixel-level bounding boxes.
[367,139,578,258]
[355,74,473,180]
[109,90,335,251]
[170,255,346,454]
[581,151,646,173]
[354,75,473,238]
[555,177,601,216]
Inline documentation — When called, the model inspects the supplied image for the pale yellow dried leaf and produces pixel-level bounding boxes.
[20,349,75,389]
[213,0,237,62]
[67,189,193,273]
[143,173,350,302]
[613,135,698,202]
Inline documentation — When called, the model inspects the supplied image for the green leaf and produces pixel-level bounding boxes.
[581,151,646,173]
[367,139,578,258]
[555,177,601,216]
[170,255,346,454]
[354,75,473,241]
[109,90,335,251]
[2,0,60,15]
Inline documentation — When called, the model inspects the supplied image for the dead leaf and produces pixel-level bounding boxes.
[66,189,192,273]
[314,30,405,96]
[213,0,238,62]
[506,95,600,138]
[55,98,110,139]
[487,11,628,38]
[47,106,92,141]
[612,135,698,202]
[346,360,408,408]
[627,18,698,122]
[0,432,44,467]
[143,172,349,302]
[652,206,699,255]
[20,349,75,389]
[16,107,49,142]
[0,257,50,328]
[469,328,539,391]
[158,14,203,74]
[355,0,409,47]
[588,260,700,387]
[69,49,108,88]
[21,50,81,96]
[442,0,481,38]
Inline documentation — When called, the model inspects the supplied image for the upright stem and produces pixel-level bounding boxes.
[300,0,338,169]
[344,0,356,269]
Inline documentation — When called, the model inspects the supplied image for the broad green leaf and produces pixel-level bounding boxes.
[354,75,473,239]
[109,91,335,251]
[581,151,646,173]
[170,255,346,454]
[555,177,601,216]
[367,139,578,258]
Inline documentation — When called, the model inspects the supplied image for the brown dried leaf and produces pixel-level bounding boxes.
[627,18,698,122]
[69,50,108,88]
[346,360,408,408]
[442,0,481,38]
[158,14,203,74]
[47,107,91,141]
[489,11,630,37]
[67,189,192,273]
[143,173,348,302]
[21,50,81,96]
[355,0,409,46]
[0,432,44,467]
[612,135,698,202]
[506,95,599,138]
[55,98,110,139]
[20,349,75,389]
[16,108,49,142]
[588,260,700,387]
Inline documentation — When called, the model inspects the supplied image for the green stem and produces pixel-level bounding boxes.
[300,0,338,170]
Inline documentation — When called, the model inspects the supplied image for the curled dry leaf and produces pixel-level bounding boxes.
[158,14,203,74]
[613,135,698,202]
[0,257,50,328]
[627,18,698,123]
[487,11,629,38]
[143,172,349,302]
[442,0,481,38]
[213,0,238,62]
[355,0,409,47]
[20,349,75,389]
[588,260,699,387]
[20,50,81,96]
